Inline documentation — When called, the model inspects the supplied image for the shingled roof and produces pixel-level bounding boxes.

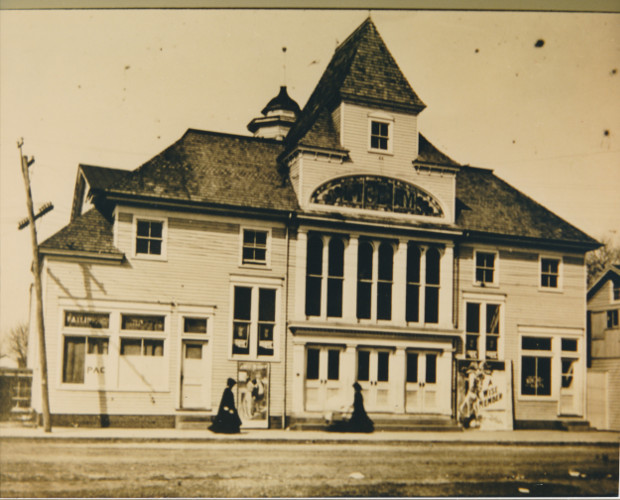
[106,130,299,212]
[284,17,426,156]
[40,208,122,258]
[80,164,131,192]
[456,166,597,246]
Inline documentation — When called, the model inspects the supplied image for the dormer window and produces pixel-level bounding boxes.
[368,112,394,154]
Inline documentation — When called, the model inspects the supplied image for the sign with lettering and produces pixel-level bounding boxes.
[64,311,109,329]
[457,360,513,431]
[121,314,165,331]
[311,175,443,217]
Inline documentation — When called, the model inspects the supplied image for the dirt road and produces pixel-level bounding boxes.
[1,438,617,497]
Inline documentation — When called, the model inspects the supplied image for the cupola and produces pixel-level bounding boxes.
[247,86,301,140]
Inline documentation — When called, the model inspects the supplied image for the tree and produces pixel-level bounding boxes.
[586,235,620,287]
[6,322,29,368]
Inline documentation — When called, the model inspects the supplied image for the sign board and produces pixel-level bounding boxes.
[237,361,270,429]
[65,311,109,329]
[456,359,513,431]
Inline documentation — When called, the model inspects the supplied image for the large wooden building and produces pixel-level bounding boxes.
[30,18,599,429]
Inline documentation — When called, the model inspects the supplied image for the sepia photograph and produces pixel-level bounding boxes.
[0,1,619,498]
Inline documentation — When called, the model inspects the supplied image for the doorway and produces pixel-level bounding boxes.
[180,340,210,409]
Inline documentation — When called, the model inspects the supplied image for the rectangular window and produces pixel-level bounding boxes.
[306,348,320,380]
[561,358,576,389]
[305,236,323,317]
[522,336,552,351]
[257,288,275,356]
[357,350,370,381]
[119,337,166,389]
[541,257,560,288]
[185,344,203,360]
[327,349,340,381]
[475,251,496,285]
[121,314,165,332]
[561,338,578,352]
[63,336,86,383]
[425,248,441,324]
[377,243,393,320]
[406,244,420,323]
[87,337,109,355]
[425,353,437,384]
[614,285,620,301]
[120,338,164,356]
[370,121,389,151]
[406,352,418,383]
[242,229,268,265]
[377,351,389,382]
[184,317,207,334]
[465,302,480,359]
[327,239,344,318]
[607,309,619,329]
[485,304,500,360]
[136,219,163,256]
[232,284,278,358]
[357,242,373,320]
[64,311,109,329]
[521,356,551,396]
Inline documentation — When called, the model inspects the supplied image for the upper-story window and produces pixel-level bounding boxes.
[613,281,620,301]
[135,218,166,259]
[540,257,561,289]
[232,285,278,358]
[425,248,440,324]
[406,244,440,324]
[474,250,497,286]
[465,301,502,360]
[356,240,395,321]
[377,242,394,320]
[607,309,619,329]
[305,235,345,318]
[242,228,269,266]
[368,112,394,154]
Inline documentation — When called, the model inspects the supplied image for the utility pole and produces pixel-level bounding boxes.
[17,138,52,433]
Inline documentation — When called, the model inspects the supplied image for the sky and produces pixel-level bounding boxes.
[1,9,619,338]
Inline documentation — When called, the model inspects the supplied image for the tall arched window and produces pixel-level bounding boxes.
[305,236,323,317]
[406,244,421,323]
[327,238,344,318]
[377,242,394,320]
[357,241,373,320]
[425,248,440,324]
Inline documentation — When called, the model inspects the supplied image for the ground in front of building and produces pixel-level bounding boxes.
[1,439,617,497]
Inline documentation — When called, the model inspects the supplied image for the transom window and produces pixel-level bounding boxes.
[370,120,390,151]
[183,317,208,334]
[475,251,496,285]
[242,229,268,265]
[136,219,164,256]
[541,257,561,288]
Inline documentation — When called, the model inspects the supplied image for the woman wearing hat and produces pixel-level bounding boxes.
[328,382,374,433]
[209,377,242,434]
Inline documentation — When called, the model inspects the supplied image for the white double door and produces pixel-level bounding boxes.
[356,348,392,412]
[405,351,443,414]
[304,346,345,412]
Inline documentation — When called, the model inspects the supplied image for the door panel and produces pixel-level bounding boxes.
[405,351,443,414]
[305,346,344,412]
[181,341,209,409]
[357,348,392,412]
[560,357,580,416]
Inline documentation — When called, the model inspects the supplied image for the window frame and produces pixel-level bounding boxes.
[612,280,620,303]
[519,334,554,399]
[368,113,394,155]
[607,309,619,329]
[132,216,167,260]
[240,226,271,268]
[473,250,499,287]
[463,293,505,361]
[229,277,282,360]
[539,255,563,292]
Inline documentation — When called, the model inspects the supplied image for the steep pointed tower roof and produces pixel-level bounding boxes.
[284,17,426,155]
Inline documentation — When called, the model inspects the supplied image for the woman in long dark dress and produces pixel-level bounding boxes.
[209,378,242,434]
[328,382,374,433]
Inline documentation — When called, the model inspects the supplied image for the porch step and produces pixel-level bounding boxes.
[559,419,591,432]
[175,412,212,430]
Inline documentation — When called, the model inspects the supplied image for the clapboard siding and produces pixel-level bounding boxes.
[590,359,620,430]
[589,281,615,310]
[39,207,291,419]
[296,103,455,222]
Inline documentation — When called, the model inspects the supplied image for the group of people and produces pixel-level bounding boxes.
[209,378,374,434]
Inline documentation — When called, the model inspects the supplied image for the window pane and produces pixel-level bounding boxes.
[259,288,276,322]
[425,353,437,384]
[306,348,319,380]
[466,303,480,333]
[328,239,344,277]
[561,358,575,388]
[232,322,250,355]
[122,314,165,331]
[537,357,551,395]
[87,337,109,355]
[257,324,274,356]
[255,231,267,245]
[486,304,500,334]
[424,287,439,324]
[243,229,255,244]
[406,284,419,322]
[377,282,392,320]
[137,220,150,237]
[357,350,370,381]
[327,278,343,318]
[522,356,551,396]
[305,276,321,317]
[184,317,207,334]
[254,248,266,262]
[377,351,389,382]
[185,344,202,359]
[426,248,440,285]
[120,338,142,356]
[234,287,252,321]
[357,282,372,319]
[150,222,163,238]
[521,356,537,395]
[63,337,85,383]
[136,238,149,254]
[149,240,162,255]
[327,349,340,380]
[307,236,323,275]
[407,244,420,283]
[358,242,373,280]
[466,334,479,358]
[378,243,393,281]
[486,336,498,359]
[144,339,164,356]
[522,336,551,351]
[406,352,418,383]
[561,338,578,352]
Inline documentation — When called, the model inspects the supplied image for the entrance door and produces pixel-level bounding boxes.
[305,346,344,412]
[405,351,440,413]
[559,357,580,416]
[356,349,391,412]
[180,341,210,409]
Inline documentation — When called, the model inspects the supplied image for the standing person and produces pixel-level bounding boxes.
[209,378,242,434]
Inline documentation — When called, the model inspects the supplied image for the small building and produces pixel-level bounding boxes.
[587,264,620,430]
[30,18,598,429]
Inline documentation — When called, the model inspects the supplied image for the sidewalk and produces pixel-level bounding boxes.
[1,422,618,445]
